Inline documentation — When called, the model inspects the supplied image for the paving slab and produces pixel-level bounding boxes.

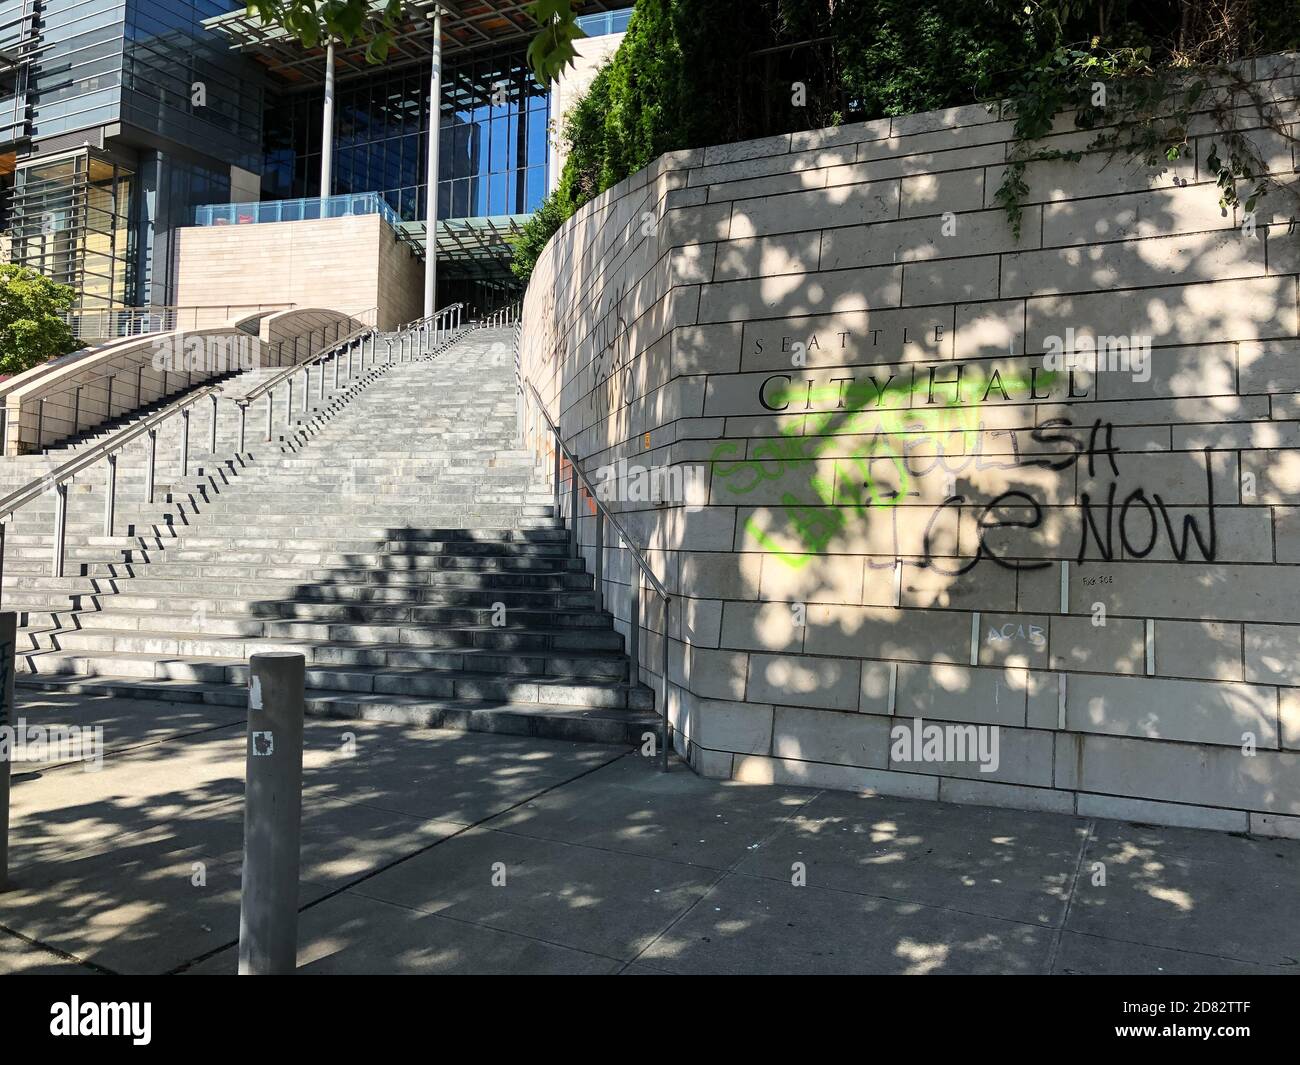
[1065,820,1300,968]
[481,753,818,869]
[1050,931,1297,975]
[188,891,622,975]
[295,722,622,825]
[734,790,1087,925]
[349,826,722,961]
[0,929,101,975]
[5,691,245,766]
[635,871,1054,975]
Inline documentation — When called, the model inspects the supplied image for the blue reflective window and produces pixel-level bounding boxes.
[265,40,550,220]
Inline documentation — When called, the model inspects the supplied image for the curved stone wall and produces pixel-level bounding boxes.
[0,307,364,455]
[519,56,1300,836]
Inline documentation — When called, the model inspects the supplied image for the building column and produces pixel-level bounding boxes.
[320,39,335,201]
[423,6,442,317]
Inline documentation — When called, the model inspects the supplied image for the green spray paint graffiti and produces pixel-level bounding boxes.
[710,369,1060,569]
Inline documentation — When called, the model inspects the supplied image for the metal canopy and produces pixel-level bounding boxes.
[205,1,619,87]
[400,214,529,278]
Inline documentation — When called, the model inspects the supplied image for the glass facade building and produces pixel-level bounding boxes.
[0,3,631,315]
[0,0,264,310]
[262,43,550,223]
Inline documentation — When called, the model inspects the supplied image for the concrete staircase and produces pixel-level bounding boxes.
[2,327,657,745]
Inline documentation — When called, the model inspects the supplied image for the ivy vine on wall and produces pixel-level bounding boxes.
[994,42,1298,238]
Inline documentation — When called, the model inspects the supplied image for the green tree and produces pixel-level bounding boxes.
[0,265,79,375]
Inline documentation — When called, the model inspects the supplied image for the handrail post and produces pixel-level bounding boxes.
[286,379,294,428]
[103,452,117,536]
[347,342,355,379]
[106,374,115,421]
[181,408,191,477]
[146,428,158,503]
[72,385,82,437]
[551,428,561,505]
[569,463,580,560]
[239,402,248,453]
[628,573,640,695]
[334,348,342,389]
[301,367,309,413]
[51,482,68,578]
[136,364,143,408]
[594,510,604,615]
[318,357,325,399]
[266,391,274,442]
[661,594,670,772]
[210,394,219,453]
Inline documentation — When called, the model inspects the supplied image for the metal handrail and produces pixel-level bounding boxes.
[1,308,370,457]
[57,301,297,341]
[475,301,521,329]
[395,301,465,337]
[524,380,670,602]
[385,302,467,361]
[238,318,378,404]
[0,385,221,520]
[523,377,673,771]
[0,381,226,586]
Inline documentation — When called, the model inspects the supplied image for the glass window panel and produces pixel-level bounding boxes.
[507,113,520,171]
[527,110,546,168]
[400,133,418,188]
[525,165,545,210]
[488,172,506,216]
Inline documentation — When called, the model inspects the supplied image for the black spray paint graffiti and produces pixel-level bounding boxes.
[919,423,1218,576]
[713,371,1219,573]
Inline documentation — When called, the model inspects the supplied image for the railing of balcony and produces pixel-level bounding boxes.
[194,192,403,232]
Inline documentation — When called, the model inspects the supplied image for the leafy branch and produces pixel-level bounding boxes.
[995,39,1299,236]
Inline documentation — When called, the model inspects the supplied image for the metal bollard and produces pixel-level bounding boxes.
[237,652,305,975]
[0,611,14,889]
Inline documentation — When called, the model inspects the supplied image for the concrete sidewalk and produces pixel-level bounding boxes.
[1,690,1297,975]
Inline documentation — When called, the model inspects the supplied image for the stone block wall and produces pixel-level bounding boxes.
[519,56,1300,836]
[174,213,423,331]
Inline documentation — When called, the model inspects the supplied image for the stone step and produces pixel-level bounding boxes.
[15,673,657,747]
[3,564,590,589]
[16,649,649,709]
[18,629,628,678]
[5,333,653,731]
[21,608,624,650]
